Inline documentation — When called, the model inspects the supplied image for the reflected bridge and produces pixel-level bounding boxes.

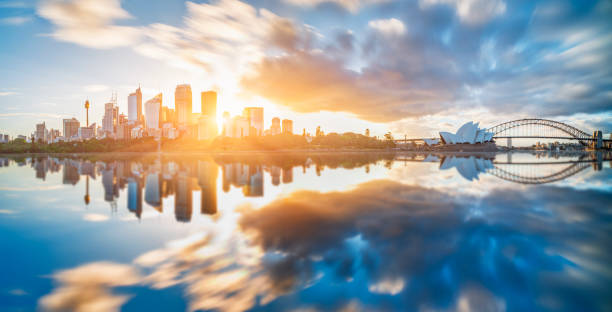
[394,152,607,184]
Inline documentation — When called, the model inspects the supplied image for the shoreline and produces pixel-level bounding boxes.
[0,149,589,157]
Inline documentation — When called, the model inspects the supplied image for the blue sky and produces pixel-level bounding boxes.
[0,0,611,138]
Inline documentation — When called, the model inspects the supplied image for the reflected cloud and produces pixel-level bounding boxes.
[39,262,141,312]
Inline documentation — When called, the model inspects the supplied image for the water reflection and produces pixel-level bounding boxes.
[0,152,610,311]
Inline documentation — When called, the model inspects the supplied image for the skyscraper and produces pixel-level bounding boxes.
[200,91,218,138]
[145,93,163,131]
[102,102,118,135]
[35,122,47,143]
[201,91,217,117]
[243,107,263,136]
[175,84,192,125]
[128,86,142,123]
[63,118,80,139]
[271,117,281,135]
[282,119,293,134]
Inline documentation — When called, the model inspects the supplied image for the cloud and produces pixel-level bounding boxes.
[0,91,19,96]
[84,84,109,93]
[282,0,388,13]
[368,18,406,36]
[34,0,612,123]
[0,113,66,119]
[37,0,140,49]
[0,16,32,25]
[419,0,507,25]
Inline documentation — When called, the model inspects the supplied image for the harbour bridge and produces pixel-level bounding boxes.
[394,118,609,147]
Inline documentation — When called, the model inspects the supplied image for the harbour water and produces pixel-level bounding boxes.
[0,152,610,312]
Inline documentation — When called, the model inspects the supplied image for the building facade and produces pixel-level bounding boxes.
[270,117,281,135]
[102,102,118,135]
[35,122,47,143]
[243,107,263,136]
[201,91,218,138]
[63,118,80,140]
[282,119,293,134]
[175,84,192,125]
[127,86,142,123]
[145,93,163,132]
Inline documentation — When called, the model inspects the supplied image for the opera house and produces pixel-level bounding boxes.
[439,121,494,144]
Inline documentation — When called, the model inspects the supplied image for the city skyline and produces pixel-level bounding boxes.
[1,0,610,139]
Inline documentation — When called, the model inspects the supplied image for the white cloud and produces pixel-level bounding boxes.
[84,84,109,93]
[37,0,141,49]
[283,0,388,13]
[0,16,32,25]
[419,0,506,25]
[368,18,406,36]
[0,91,19,96]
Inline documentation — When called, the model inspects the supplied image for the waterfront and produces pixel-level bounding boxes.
[0,152,610,312]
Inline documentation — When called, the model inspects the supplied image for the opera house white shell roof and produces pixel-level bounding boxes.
[439,121,494,144]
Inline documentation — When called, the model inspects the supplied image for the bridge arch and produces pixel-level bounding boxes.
[487,119,592,142]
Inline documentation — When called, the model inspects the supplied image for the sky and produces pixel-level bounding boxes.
[0,0,611,138]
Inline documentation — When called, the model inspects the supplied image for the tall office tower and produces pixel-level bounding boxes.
[282,119,293,134]
[243,107,263,136]
[35,122,47,142]
[175,84,192,125]
[102,102,118,134]
[128,86,143,123]
[222,111,231,136]
[201,91,218,137]
[145,93,163,131]
[48,129,60,143]
[271,117,281,135]
[63,118,80,139]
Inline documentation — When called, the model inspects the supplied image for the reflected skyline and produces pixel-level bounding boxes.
[6,151,611,224]
[0,152,610,311]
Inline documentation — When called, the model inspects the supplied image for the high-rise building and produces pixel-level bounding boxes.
[35,122,47,143]
[175,84,192,125]
[128,86,142,123]
[79,123,96,140]
[102,102,118,135]
[201,91,217,117]
[63,118,80,139]
[270,117,281,135]
[243,107,263,136]
[145,93,163,131]
[48,129,60,143]
[201,91,218,138]
[162,106,176,124]
[282,119,293,134]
